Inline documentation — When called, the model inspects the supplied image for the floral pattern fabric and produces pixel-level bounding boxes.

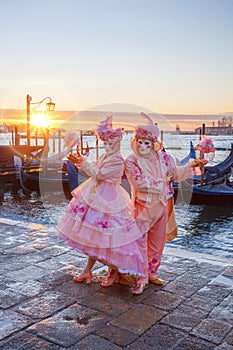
[56,151,147,277]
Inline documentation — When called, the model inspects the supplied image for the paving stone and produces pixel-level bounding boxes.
[0,288,27,309]
[142,289,185,311]
[35,268,73,286]
[1,219,233,349]
[10,280,48,298]
[191,318,232,345]
[18,222,48,230]
[215,343,233,350]
[35,258,65,271]
[54,277,101,300]
[172,258,198,270]
[0,218,20,230]
[0,332,60,350]
[172,334,216,350]
[162,255,184,265]
[209,294,233,324]
[1,253,49,271]
[111,304,167,335]
[225,328,233,346]
[154,270,177,283]
[159,261,189,276]
[222,266,233,278]
[197,262,226,274]
[40,245,69,256]
[0,236,25,249]
[28,304,109,347]
[196,285,232,303]
[0,275,20,290]
[175,270,212,287]
[73,334,121,350]
[187,264,226,280]
[99,280,152,303]
[184,294,218,312]
[5,265,50,282]
[161,304,208,332]
[51,252,87,266]
[15,290,77,320]
[96,323,138,346]
[163,279,200,297]
[77,291,132,316]
[126,338,165,350]
[140,323,186,349]
[5,243,37,255]
[209,274,233,289]
[0,223,26,236]
[0,310,33,340]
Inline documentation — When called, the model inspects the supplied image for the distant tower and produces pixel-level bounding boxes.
[176,124,180,134]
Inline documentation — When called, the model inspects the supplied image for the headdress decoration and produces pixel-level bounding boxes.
[96,115,123,141]
[194,136,215,153]
[134,112,160,142]
[132,112,163,152]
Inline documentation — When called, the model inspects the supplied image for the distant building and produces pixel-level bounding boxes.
[174,124,197,135]
[195,125,233,135]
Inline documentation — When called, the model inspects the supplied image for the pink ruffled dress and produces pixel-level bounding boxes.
[56,151,146,277]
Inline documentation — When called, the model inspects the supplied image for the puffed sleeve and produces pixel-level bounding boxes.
[167,155,193,182]
[80,158,98,178]
[96,156,124,181]
[125,155,163,193]
[81,156,124,182]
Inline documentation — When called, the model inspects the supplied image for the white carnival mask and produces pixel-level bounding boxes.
[137,138,152,156]
[103,139,120,156]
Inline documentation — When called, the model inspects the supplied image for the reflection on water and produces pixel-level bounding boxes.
[172,203,233,258]
[0,189,232,258]
[0,190,67,225]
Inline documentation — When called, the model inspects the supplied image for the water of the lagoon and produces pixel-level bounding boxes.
[0,132,233,258]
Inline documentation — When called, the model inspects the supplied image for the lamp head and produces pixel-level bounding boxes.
[46,98,55,111]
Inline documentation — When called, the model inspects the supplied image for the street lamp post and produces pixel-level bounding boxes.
[26,94,55,146]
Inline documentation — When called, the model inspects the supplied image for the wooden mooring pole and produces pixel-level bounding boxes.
[200,123,205,186]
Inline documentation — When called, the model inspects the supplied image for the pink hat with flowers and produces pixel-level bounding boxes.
[96,115,123,141]
[134,112,160,142]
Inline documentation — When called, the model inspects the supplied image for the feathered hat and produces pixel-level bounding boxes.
[131,112,163,153]
[96,115,123,141]
[134,112,160,142]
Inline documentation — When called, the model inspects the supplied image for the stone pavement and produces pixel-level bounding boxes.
[0,216,233,350]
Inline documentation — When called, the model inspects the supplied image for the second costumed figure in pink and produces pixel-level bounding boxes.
[125,112,195,295]
[56,116,146,287]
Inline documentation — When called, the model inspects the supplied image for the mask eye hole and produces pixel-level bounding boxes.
[104,141,114,147]
[145,141,150,145]
[138,140,143,145]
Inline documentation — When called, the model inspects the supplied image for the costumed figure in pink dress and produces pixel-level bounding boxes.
[56,116,146,287]
[125,112,195,295]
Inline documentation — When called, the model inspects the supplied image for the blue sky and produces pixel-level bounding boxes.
[0,0,232,114]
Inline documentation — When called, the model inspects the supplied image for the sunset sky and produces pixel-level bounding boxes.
[0,0,232,116]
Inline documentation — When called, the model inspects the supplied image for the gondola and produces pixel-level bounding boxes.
[14,156,88,198]
[178,142,233,185]
[14,156,72,196]
[175,178,233,206]
[174,142,233,205]
[0,145,45,193]
[200,142,233,184]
